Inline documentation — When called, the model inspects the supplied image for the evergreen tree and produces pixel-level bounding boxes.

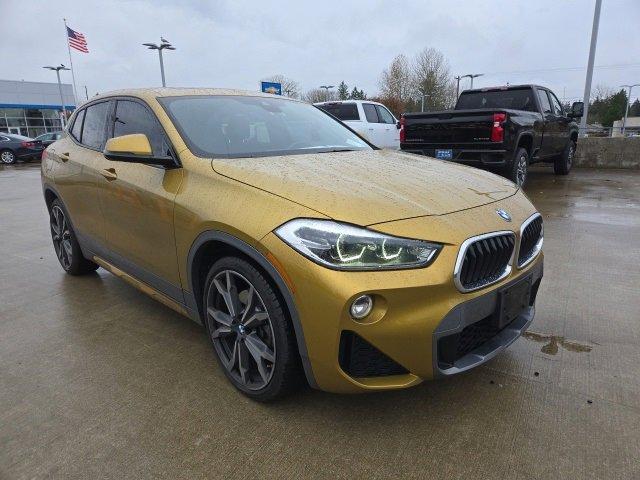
[349,87,367,100]
[337,81,349,100]
[630,99,640,117]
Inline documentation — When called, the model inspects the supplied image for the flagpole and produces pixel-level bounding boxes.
[63,18,79,105]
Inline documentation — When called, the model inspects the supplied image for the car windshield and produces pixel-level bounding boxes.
[159,95,372,158]
[456,88,536,112]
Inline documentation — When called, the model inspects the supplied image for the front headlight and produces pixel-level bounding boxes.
[274,219,441,270]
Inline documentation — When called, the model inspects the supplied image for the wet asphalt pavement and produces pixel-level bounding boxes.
[1,163,639,479]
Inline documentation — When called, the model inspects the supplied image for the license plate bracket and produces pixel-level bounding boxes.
[435,149,453,160]
[493,276,531,329]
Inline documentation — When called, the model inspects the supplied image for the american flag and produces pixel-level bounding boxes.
[67,26,89,53]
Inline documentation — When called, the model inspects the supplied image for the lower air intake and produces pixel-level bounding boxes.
[339,331,408,378]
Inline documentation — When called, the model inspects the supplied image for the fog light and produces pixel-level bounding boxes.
[350,295,373,319]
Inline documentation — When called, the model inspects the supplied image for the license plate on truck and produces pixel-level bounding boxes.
[435,149,453,160]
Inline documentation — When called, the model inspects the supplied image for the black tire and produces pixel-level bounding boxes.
[507,147,529,186]
[49,199,99,275]
[203,256,303,401]
[554,140,575,175]
[1,149,17,165]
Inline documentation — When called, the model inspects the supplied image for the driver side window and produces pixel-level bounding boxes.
[537,89,552,114]
[548,92,563,116]
[112,100,169,156]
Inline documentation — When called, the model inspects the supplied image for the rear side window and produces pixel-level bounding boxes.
[70,109,85,141]
[537,89,552,114]
[375,105,395,124]
[82,102,110,149]
[318,103,360,121]
[362,104,379,123]
[456,88,536,112]
[112,100,168,156]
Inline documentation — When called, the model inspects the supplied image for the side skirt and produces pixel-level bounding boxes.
[92,255,191,319]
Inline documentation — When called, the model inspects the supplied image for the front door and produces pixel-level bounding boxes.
[375,104,400,148]
[535,88,555,158]
[50,101,111,246]
[361,103,386,147]
[96,98,183,297]
[547,90,570,154]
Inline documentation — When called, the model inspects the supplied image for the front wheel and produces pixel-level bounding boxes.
[508,147,529,187]
[554,141,575,175]
[203,257,303,401]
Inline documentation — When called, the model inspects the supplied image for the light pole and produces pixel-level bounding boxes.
[43,64,70,127]
[580,0,602,137]
[418,88,430,112]
[620,84,640,136]
[143,38,176,87]
[319,85,334,101]
[454,75,462,98]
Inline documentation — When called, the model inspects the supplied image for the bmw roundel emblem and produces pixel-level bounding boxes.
[496,209,512,222]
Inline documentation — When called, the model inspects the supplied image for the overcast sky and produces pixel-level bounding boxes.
[2,0,639,103]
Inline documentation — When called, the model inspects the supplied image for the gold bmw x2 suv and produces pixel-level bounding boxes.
[41,88,543,401]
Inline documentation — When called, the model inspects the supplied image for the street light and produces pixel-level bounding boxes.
[43,64,70,127]
[620,84,640,136]
[463,73,484,89]
[319,85,334,101]
[143,38,176,87]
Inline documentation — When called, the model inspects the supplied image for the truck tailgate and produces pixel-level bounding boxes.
[403,109,500,145]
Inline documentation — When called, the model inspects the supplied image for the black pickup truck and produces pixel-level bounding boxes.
[400,85,583,185]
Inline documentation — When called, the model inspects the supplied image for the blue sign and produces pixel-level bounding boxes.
[260,81,282,95]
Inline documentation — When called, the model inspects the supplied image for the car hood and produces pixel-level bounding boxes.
[211,149,518,225]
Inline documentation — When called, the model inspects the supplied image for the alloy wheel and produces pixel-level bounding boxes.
[1,151,15,164]
[516,154,527,186]
[206,270,276,390]
[50,205,72,269]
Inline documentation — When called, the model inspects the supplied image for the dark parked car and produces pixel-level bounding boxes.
[400,85,582,185]
[34,131,63,147]
[0,133,44,164]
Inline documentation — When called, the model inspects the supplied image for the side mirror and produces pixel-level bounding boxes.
[569,101,584,118]
[103,134,176,167]
[396,121,401,130]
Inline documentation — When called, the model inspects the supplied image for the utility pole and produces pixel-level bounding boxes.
[43,64,70,127]
[620,84,640,136]
[580,0,602,137]
[143,37,176,87]
[319,85,334,101]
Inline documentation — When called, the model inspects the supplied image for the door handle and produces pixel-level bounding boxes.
[101,168,117,181]
[59,152,70,162]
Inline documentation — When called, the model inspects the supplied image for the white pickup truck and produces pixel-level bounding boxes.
[314,100,400,149]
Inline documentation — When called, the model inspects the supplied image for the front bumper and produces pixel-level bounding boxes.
[260,195,544,393]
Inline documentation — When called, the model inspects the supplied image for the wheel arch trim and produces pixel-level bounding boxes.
[186,230,318,388]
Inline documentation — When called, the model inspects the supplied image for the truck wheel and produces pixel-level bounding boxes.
[554,141,575,175]
[508,147,529,187]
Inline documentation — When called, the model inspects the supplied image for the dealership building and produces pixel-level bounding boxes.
[0,79,76,138]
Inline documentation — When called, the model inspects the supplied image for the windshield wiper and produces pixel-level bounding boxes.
[316,148,357,153]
